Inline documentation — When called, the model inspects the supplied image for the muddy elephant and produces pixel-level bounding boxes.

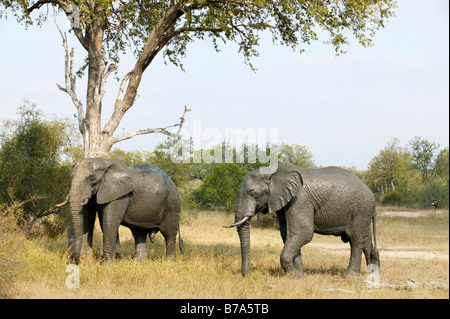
[224,163,380,277]
[58,158,182,263]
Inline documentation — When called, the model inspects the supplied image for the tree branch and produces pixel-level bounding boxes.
[27,0,88,50]
[119,3,185,113]
[26,0,60,13]
[109,105,191,145]
[56,25,85,136]
[102,4,185,137]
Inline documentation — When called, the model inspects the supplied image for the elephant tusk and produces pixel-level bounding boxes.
[223,216,250,228]
[55,194,69,207]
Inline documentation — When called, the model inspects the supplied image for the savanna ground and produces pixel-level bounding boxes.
[6,207,449,299]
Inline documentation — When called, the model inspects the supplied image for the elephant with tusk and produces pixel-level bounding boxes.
[224,162,379,278]
[58,158,182,264]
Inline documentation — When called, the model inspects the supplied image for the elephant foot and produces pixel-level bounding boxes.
[102,257,113,265]
[115,252,124,259]
[343,268,361,278]
[166,254,176,262]
[70,256,80,265]
[115,246,124,259]
[284,268,305,279]
[134,254,148,263]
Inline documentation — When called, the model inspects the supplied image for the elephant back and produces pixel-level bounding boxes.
[299,166,375,211]
[128,165,175,215]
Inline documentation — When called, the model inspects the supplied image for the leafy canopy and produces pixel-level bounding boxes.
[1,0,397,69]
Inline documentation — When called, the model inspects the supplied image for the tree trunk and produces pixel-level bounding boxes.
[83,5,110,159]
[57,3,189,160]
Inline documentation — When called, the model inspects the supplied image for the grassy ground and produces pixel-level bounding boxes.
[6,210,449,299]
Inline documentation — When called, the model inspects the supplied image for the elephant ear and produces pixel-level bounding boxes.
[97,161,133,204]
[267,163,303,213]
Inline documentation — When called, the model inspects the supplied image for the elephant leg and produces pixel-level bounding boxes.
[131,228,148,262]
[280,237,309,278]
[344,240,363,277]
[361,224,378,273]
[160,228,177,261]
[344,218,372,277]
[98,210,124,259]
[343,228,365,277]
[115,233,125,259]
[277,211,302,273]
[99,198,128,263]
[280,208,314,278]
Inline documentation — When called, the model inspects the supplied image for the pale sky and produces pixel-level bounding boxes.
[0,0,448,170]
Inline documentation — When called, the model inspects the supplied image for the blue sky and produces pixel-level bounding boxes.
[0,0,448,170]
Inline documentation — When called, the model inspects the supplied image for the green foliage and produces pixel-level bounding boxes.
[1,0,397,70]
[434,147,449,183]
[0,101,76,235]
[409,136,440,183]
[367,138,415,197]
[366,138,449,208]
[382,191,403,205]
[110,148,150,167]
[278,143,316,168]
[191,163,247,212]
[415,182,449,210]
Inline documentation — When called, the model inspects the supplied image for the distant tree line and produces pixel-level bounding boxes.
[1,103,448,236]
[363,138,448,208]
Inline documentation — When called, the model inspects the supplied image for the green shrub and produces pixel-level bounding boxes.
[382,191,403,206]
[191,163,247,212]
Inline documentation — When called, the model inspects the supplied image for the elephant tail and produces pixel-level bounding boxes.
[178,229,184,255]
[371,212,380,268]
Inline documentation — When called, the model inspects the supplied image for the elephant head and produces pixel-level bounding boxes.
[63,158,133,262]
[224,163,303,276]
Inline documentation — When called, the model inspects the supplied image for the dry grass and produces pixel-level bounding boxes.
[6,210,449,299]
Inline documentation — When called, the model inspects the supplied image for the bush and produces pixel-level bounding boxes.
[0,101,76,236]
[415,182,449,209]
[191,163,247,212]
[382,191,403,206]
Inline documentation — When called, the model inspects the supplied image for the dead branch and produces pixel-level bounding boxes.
[56,25,85,136]
[364,278,449,290]
[96,62,118,106]
[109,105,191,145]
[177,105,192,135]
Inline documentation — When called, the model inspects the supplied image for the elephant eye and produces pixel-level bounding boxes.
[249,190,256,197]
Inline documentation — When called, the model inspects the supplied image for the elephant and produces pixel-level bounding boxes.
[224,162,379,278]
[57,158,182,263]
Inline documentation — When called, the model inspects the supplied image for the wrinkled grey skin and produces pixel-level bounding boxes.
[64,158,181,263]
[225,163,379,278]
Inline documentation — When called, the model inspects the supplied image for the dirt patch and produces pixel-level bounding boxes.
[308,242,449,261]
[378,210,448,218]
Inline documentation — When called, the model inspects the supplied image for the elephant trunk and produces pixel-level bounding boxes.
[237,218,251,276]
[224,188,258,276]
[69,202,84,263]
